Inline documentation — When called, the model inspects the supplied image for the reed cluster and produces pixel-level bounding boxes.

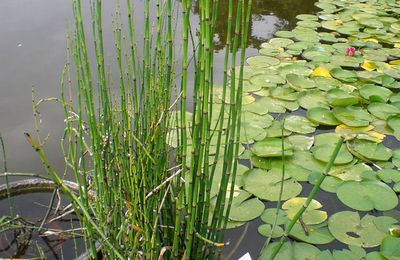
[26,0,252,258]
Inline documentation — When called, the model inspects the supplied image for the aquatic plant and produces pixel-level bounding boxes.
[25,0,252,258]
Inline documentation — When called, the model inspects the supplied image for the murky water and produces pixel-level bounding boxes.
[0,0,318,258]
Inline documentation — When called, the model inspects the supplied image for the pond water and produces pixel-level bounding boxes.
[0,0,319,258]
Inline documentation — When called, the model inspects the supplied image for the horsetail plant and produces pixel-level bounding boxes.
[26,0,252,258]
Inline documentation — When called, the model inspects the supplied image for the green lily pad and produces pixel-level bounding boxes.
[270,87,299,101]
[377,169,400,183]
[254,96,287,113]
[268,38,295,48]
[289,223,335,245]
[313,77,343,91]
[350,139,393,161]
[243,169,302,202]
[359,84,392,102]
[278,64,312,77]
[261,208,289,225]
[247,55,280,67]
[329,163,372,181]
[240,124,266,144]
[312,144,353,165]
[291,150,326,172]
[327,88,359,106]
[337,181,398,211]
[284,115,317,134]
[373,216,398,234]
[380,236,400,259]
[242,98,270,115]
[328,211,389,248]
[330,55,363,67]
[308,172,344,193]
[259,242,320,260]
[330,68,358,82]
[286,73,316,91]
[229,190,265,222]
[332,106,373,127]
[258,224,284,238]
[265,121,292,138]
[287,135,314,151]
[368,103,400,120]
[282,197,327,225]
[268,164,311,182]
[250,73,286,87]
[298,90,330,109]
[251,138,294,157]
[307,107,341,126]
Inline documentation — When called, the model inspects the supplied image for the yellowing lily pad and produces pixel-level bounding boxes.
[310,66,332,78]
[282,197,327,225]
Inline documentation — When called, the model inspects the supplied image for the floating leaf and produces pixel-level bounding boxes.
[329,163,372,181]
[368,103,400,120]
[229,190,265,222]
[327,89,359,106]
[377,169,400,184]
[328,211,389,248]
[359,84,392,102]
[286,73,316,91]
[265,121,292,138]
[335,124,385,142]
[350,139,393,161]
[282,197,327,225]
[243,169,302,202]
[330,68,358,82]
[261,208,289,225]
[298,90,330,109]
[332,106,373,127]
[247,55,280,67]
[308,172,344,193]
[337,181,398,211]
[259,242,320,260]
[284,115,317,134]
[310,66,332,78]
[251,138,294,157]
[258,224,284,238]
[288,223,335,245]
[287,135,314,151]
[380,236,400,260]
[307,107,340,126]
[312,144,353,165]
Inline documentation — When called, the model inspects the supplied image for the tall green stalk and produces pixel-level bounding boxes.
[27,0,252,258]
